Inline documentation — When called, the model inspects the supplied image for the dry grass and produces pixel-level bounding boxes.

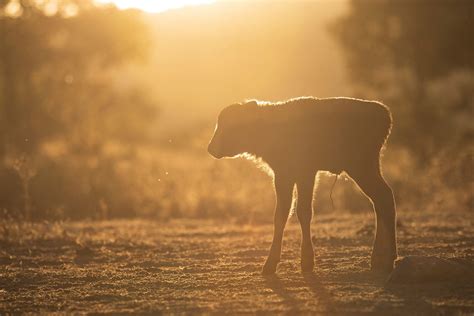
[1,209,473,314]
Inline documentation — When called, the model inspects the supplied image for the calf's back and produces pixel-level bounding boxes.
[249,97,392,174]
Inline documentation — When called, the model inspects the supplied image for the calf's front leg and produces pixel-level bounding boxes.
[296,174,316,273]
[262,173,294,275]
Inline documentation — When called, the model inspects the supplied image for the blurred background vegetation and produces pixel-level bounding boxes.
[0,0,472,222]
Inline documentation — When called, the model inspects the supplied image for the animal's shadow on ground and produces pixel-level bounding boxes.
[263,275,298,308]
[261,266,474,314]
[262,272,339,313]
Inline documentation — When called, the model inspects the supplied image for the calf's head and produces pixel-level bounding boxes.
[208,101,259,159]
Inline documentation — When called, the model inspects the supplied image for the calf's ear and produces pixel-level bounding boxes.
[247,102,265,123]
[239,100,263,123]
[244,100,258,107]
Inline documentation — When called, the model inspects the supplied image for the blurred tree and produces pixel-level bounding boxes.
[1,0,152,155]
[331,0,474,161]
[0,0,158,219]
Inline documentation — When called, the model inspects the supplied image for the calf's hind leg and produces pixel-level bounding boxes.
[296,174,316,273]
[262,172,294,275]
[348,166,397,272]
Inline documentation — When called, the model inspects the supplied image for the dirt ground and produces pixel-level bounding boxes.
[1,210,473,315]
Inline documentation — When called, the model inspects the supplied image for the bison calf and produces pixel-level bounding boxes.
[208,97,397,274]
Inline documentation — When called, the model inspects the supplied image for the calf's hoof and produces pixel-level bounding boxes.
[301,259,314,273]
[301,244,315,273]
[262,259,278,275]
[371,255,395,273]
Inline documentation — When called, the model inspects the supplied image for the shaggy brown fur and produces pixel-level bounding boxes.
[208,97,397,274]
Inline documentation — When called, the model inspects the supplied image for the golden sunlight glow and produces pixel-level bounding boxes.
[97,0,215,13]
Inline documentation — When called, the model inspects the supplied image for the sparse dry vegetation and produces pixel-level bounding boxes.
[1,210,473,314]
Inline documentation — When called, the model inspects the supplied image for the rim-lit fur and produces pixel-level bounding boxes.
[208,96,397,274]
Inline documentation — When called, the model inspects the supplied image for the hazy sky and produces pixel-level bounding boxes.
[96,0,215,13]
[97,0,347,13]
